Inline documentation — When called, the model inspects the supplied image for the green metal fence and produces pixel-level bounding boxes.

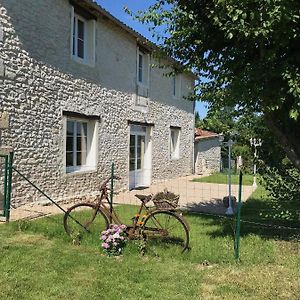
[0,151,13,222]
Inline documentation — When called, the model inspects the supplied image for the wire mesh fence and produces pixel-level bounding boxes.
[5,161,299,261]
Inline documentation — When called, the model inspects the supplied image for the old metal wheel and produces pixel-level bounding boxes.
[142,211,189,254]
[63,203,109,244]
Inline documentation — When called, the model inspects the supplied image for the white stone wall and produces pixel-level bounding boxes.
[195,138,221,175]
[0,0,195,206]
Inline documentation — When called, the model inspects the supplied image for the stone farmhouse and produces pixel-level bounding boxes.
[0,0,195,206]
[194,129,222,175]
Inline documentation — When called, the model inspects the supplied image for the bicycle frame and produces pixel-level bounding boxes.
[95,185,156,234]
[64,176,190,251]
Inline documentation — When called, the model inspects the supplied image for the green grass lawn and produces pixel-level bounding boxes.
[0,191,299,299]
[192,172,254,185]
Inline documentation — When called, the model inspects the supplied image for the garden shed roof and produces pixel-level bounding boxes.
[195,128,220,141]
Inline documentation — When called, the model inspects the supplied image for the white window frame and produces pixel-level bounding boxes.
[138,53,143,84]
[172,73,182,99]
[170,127,180,160]
[71,7,96,67]
[72,13,86,61]
[64,117,98,174]
[137,47,150,90]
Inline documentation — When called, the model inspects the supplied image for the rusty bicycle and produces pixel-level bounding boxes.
[63,176,190,252]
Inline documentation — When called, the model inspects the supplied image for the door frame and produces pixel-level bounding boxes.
[128,124,152,190]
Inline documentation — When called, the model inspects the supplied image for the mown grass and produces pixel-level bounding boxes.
[192,172,254,185]
[0,189,299,299]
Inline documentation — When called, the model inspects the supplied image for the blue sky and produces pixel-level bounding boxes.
[97,1,208,118]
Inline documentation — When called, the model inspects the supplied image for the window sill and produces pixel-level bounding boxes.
[65,165,97,176]
[71,55,95,68]
[172,95,181,100]
[137,82,149,89]
[170,156,180,161]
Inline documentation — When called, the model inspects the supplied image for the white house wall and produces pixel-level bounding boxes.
[0,0,195,206]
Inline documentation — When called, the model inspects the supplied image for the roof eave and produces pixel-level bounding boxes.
[73,0,197,79]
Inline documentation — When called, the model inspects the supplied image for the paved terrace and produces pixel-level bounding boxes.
[1,175,256,221]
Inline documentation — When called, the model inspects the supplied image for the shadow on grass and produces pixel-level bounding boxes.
[184,194,300,242]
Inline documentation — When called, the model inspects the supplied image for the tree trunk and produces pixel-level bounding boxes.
[265,112,300,171]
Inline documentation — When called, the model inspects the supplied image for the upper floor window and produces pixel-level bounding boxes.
[172,74,181,99]
[138,53,143,83]
[137,48,150,98]
[73,15,86,59]
[73,15,85,59]
[71,7,96,67]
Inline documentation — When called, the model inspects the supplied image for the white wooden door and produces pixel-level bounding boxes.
[129,125,151,189]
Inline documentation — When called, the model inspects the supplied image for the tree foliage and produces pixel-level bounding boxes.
[134,0,300,170]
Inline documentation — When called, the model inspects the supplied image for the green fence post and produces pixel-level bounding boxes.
[110,162,114,224]
[5,151,13,222]
[2,155,8,217]
[235,171,243,261]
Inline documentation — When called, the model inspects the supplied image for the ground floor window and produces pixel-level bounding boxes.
[65,117,97,173]
[170,127,180,160]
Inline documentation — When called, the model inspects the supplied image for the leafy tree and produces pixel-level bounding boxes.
[195,111,201,127]
[134,0,300,171]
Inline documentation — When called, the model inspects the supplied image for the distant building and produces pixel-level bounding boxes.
[194,129,222,175]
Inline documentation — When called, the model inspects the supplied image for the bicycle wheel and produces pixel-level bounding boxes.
[142,211,189,253]
[64,203,109,244]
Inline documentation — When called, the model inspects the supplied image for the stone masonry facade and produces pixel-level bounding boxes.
[195,137,221,175]
[0,0,195,206]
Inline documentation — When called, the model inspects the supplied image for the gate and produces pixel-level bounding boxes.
[0,150,13,222]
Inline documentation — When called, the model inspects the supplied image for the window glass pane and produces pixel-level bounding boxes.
[78,19,84,39]
[77,136,87,152]
[72,17,76,55]
[77,39,84,59]
[77,137,82,151]
[81,152,87,165]
[77,151,87,166]
[67,121,74,135]
[130,135,135,161]
[137,135,145,170]
[170,130,175,153]
[129,159,135,171]
[82,123,87,137]
[77,122,87,137]
[76,152,82,166]
[66,137,73,152]
[138,54,143,82]
[137,158,141,170]
[77,123,82,136]
[130,146,135,159]
[173,76,176,96]
[66,152,73,167]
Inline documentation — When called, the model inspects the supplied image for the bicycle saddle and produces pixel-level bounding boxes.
[135,194,152,203]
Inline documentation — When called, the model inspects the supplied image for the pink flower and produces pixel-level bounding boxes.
[100,235,107,241]
[113,233,120,239]
[102,243,109,249]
